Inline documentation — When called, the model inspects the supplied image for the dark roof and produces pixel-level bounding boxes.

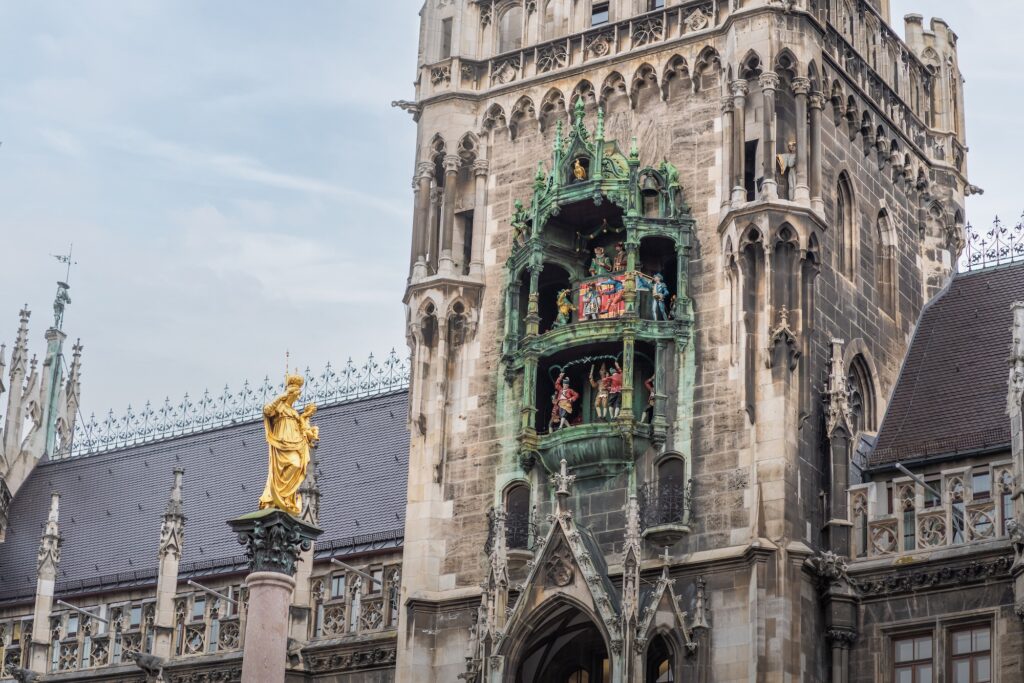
[870,262,1024,467]
[0,390,409,604]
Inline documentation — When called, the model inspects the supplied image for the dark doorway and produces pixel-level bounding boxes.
[515,604,609,683]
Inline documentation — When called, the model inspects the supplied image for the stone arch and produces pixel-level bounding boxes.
[661,54,690,100]
[457,132,479,164]
[692,45,721,92]
[843,344,882,433]
[570,79,597,109]
[509,95,537,140]
[538,87,567,132]
[643,628,683,683]
[630,62,659,110]
[774,48,800,81]
[739,49,763,80]
[496,1,525,54]
[481,103,508,135]
[844,96,859,140]
[598,70,629,111]
[829,80,845,125]
[501,595,613,683]
[807,60,821,92]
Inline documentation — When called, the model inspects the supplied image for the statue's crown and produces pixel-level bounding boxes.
[285,373,304,389]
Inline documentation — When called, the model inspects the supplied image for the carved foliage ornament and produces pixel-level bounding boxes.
[544,537,575,587]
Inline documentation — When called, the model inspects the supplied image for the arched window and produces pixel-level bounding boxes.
[498,5,524,53]
[876,210,897,317]
[836,173,856,279]
[505,483,531,549]
[645,634,674,681]
[847,354,876,433]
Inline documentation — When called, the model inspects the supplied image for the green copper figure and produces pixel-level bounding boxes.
[511,199,529,249]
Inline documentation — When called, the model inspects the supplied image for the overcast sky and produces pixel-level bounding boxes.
[0,1,1018,419]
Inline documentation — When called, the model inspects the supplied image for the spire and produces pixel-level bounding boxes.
[37,493,61,575]
[825,339,852,437]
[692,576,710,630]
[10,306,30,379]
[158,469,186,559]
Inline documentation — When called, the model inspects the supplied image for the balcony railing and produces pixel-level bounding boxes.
[638,480,692,532]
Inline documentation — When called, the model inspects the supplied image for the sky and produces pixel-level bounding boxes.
[0,1,1020,420]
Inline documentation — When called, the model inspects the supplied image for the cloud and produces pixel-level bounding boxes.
[37,127,84,157]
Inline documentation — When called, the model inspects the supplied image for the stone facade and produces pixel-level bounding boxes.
[398,1,975,681]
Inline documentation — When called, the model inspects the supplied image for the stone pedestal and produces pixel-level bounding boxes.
[228,509,322,683]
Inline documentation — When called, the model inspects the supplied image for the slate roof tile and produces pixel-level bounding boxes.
[870,262,1024,466]
[0,390,409,604]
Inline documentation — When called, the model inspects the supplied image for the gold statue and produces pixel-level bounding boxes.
[573,158,587,181]
[258,374,319,515]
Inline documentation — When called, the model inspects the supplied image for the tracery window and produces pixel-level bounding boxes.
[876,210,897,317]
[847,354,876,433]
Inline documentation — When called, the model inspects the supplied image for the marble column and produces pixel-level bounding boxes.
[759,72,779,200]
[792,77,811,202]
[439,154,462,275]
[720,96,734,211]
[470,159,489,277]
[731,79,749,204]
[228,509,322,683]
[411,162,434,280]
[809,92,825,213]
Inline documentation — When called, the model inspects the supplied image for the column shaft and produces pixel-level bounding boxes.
[427,186,443,273]
[721,96,734,210]
[731,80,749,203]
[470,159,489,276]
[793,78,811,202]
[760,73,779,199]
[809,92,825,212]
[411,163,434,277]
[240,572,296,683]
[439,155,461,273]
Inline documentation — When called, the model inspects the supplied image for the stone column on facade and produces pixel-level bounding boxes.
[438,154,462,275]
[623,239,639,317]
[824,340,854,555]
[427,185,443,274]
[792,77,811,202]
[470,159,489,277]
[411,162,434,280]
[228,509,322,683]
[730,80,749,205]
[29,493,61,673]
[720,96,734,210]
[759,72,779,200]
[152,469,185,660]
[620,332,636,421]
[1009,302,1024,619]
[809,92,825,213]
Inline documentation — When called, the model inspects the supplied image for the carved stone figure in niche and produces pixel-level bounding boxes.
[582,282,601,321]
[608,362,623,418]
[660,158,681,215]
[589,364,612,419]
[641,374,655,423]
[776,140,797,200]
[572,158,587,182]
[589,245,612,276]
[550,373,580,430]
[552,288,575,329]
[612,242,627,272]
[510,199,529,248]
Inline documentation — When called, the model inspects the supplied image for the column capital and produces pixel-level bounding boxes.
[730,79,749,98]
[227,509,323,577]
[720,96,735,113]
[472,158,490,176]
[415,161,435,180]
[430,186,444,202]
[443,154,462,174]
[791,77,811,96]
[758,71,780,92]
[809,92,826,110]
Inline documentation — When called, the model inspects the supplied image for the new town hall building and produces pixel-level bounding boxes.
[2,1,1023,682]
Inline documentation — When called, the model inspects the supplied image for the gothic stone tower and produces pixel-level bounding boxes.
[397,1,969,681]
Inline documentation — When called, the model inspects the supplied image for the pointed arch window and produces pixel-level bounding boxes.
[646,634,675,682]
[876,209,897,317]
[498,5,524,53]
[847,355,876,433]
[836,173,856,279]
[504,483,531,549]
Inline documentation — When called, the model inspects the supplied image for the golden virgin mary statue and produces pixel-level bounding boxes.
[258,374,319,515]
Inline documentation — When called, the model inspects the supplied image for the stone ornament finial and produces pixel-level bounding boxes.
[159,469,186,559]
[552,458,576,497]
[825,339,853,437]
